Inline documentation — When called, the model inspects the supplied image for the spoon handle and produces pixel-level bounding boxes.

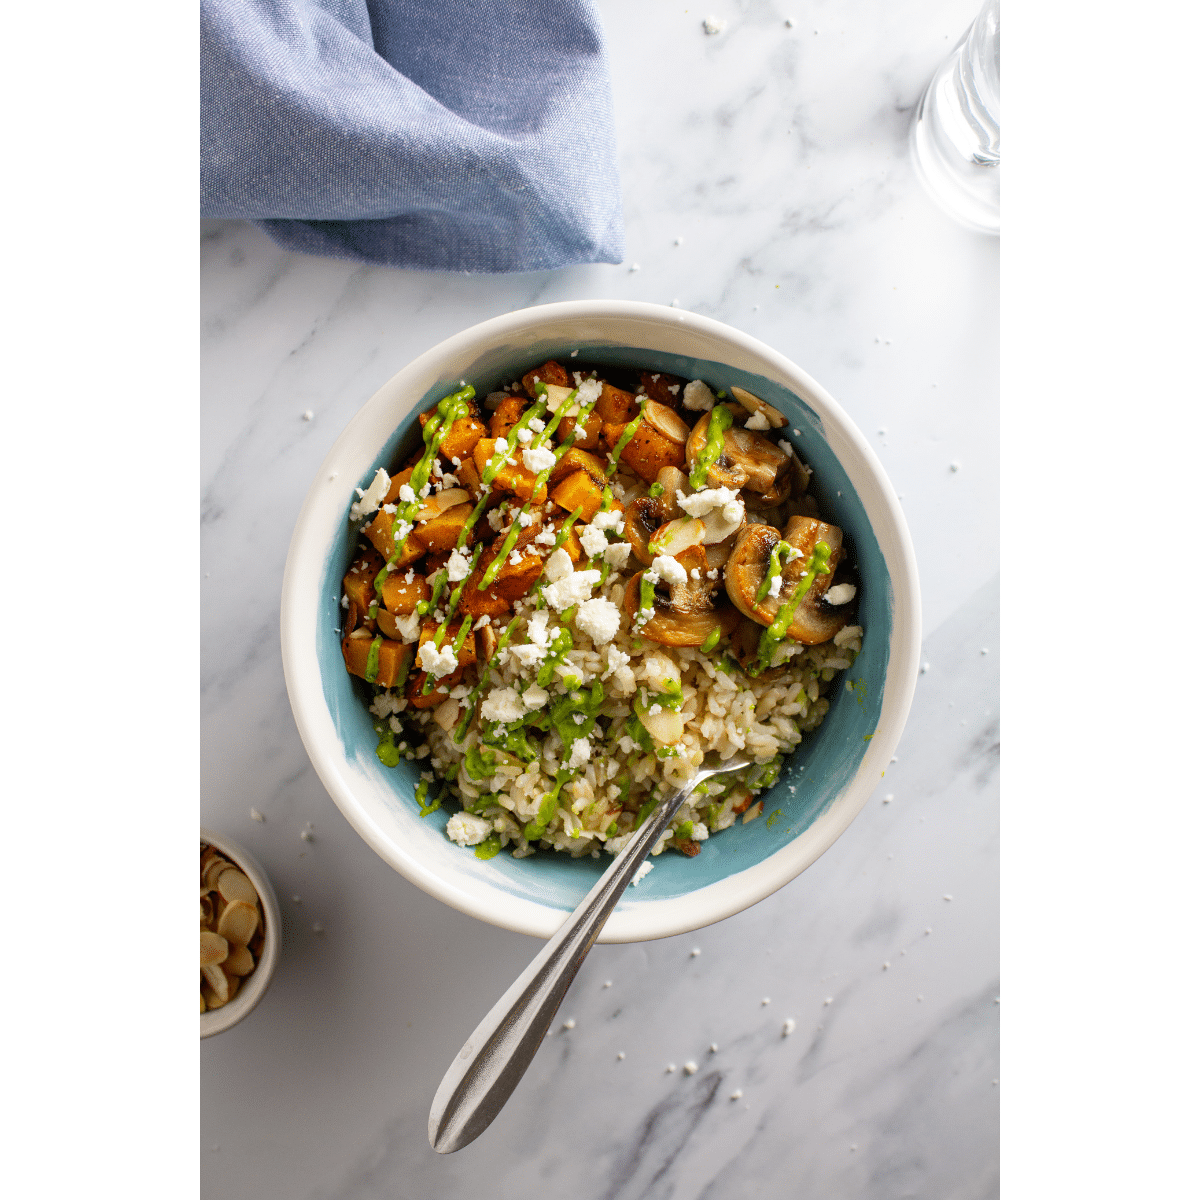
[427,778,694,1153]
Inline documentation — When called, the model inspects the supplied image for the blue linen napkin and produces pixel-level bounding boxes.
[201,0,625,272]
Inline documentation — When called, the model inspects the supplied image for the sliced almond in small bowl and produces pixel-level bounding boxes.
[202,961,230,1004]
[217,900,260,948]
[200,930,229,967]
[216,869,258,907]
[223,944,256,976]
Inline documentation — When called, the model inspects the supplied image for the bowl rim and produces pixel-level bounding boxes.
[280,299,922,942]
[200,827,282,1038]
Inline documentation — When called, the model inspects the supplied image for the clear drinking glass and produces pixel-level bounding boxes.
[910,0,1000,235]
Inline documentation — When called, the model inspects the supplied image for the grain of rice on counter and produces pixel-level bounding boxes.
[339,361,863,862]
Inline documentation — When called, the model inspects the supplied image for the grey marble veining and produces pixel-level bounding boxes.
[201,2,997,1196]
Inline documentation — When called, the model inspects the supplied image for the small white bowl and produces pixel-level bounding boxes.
[281,301,921,943]
[200,828,282,1038]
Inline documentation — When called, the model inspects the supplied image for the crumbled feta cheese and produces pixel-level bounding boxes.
[647,703,662,717]
[603,542,631,568]
[440,473,458,487]
[445,550,471,582]
[667,384,680,395]
[652,555,688,586]
[578,524,608,558]
[349,468,390,520]
[769,574,783,598]
[527,608,551,647]
[576,378,602,407]
[543,547,574,583]
[544,569,601,612]
[690,568,700,581]
[522,685,549,709]
[591,510,625,533]
[472,614,491,630]
[340,594,349,609]
[494,437,509,456]
[509,642,546,669]
[778,438,794,457]
[575,597,621,646]
[824,582,857,605]
[523,445,557,474]
[516,427,533,444]
[509,550,524,566]
[487,507,504,531]
[706,568,719,580]
[533,527,558,546]
[518,510,534,527]
[604,645,630,679]
[418,640,459,678]
[420,643,460,681]
[631,861,654,885]
[529,417,545,433]
[396,613,422,642]
[682,380,716,412]
[677,486,740,520]
[446,812,492,846]
[481,686,525,723]
[568,739,591,769]
[744,410,770,431]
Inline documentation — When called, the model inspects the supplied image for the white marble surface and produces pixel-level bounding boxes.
[200,2,998,1195]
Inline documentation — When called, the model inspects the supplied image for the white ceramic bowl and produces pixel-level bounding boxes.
[200,828,282,1038]
[281,301,921,943]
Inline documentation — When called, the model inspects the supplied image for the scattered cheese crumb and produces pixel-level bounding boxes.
[631,860,654,885]
[703,16,726,35]
[523,445,557,474]
[683,1061,698,1075]
[575,597,621,645]
[690,947,701,957]
[543,547,574,583]
[349,468,390,520]
[603,542,631,568]
[544,569,601,612]
[516,427,533,444]
[682,379,716,412]
[418,641,459,679]
[562,1018,576,1030]
[578,524,608,558]
[446,812,492,846]
[250,808,265,823]
[302,409,314,421]
[591,510,625,533]
[652,555,688,586]
[481,686,526,724]
[824,582,856,605]
[782,1019,795,1036]
[446,550,471,582]
[568,739,591,769]
[730,1089,743,1101]
[744,410,770,431]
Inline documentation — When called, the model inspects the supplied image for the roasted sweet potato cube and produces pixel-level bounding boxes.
[418,620,477,668]
[383,467,415,505]
[413,503,475,552]
[551,469,606,522]
[363,509,426,567]
[380,570,430,615]
[522,360,571,397]
[406,665,464,708]
[554,520,585,562]
[457,579,513,619]
[638,371,686,410]
[343,548,385,613]
[472,439,548,504]
[548,446,606,486]
[555,412,603,449]
[594,382,640,425]
[342,634,413,689]
[419,403,486,464]
[489,396,527,440]
[601,422,686,483]
[489,551,544,603]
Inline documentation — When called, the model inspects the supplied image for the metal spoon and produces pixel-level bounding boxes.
[428,750,754,1153]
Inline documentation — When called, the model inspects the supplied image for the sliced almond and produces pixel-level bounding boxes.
[202,856,231,890]
[202,962,229,1004]
[200,992,207,1014]
[200,930,229,967]
[433,697,460,732]
[742,800,764,823]
[200,895,213,926]
[223,944,256,976]
[642,401,690,445]
[543,383,580,416]
[730,386,786,429]
[433,487,469,512]
[648,516,705,558]
[217,899,259,948]
[216,869,258,907]
[639,706,684,745]
[223,971,241,1003]
[201,981,225,1010]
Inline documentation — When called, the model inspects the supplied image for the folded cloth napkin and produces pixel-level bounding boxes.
[201,0,625,272]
